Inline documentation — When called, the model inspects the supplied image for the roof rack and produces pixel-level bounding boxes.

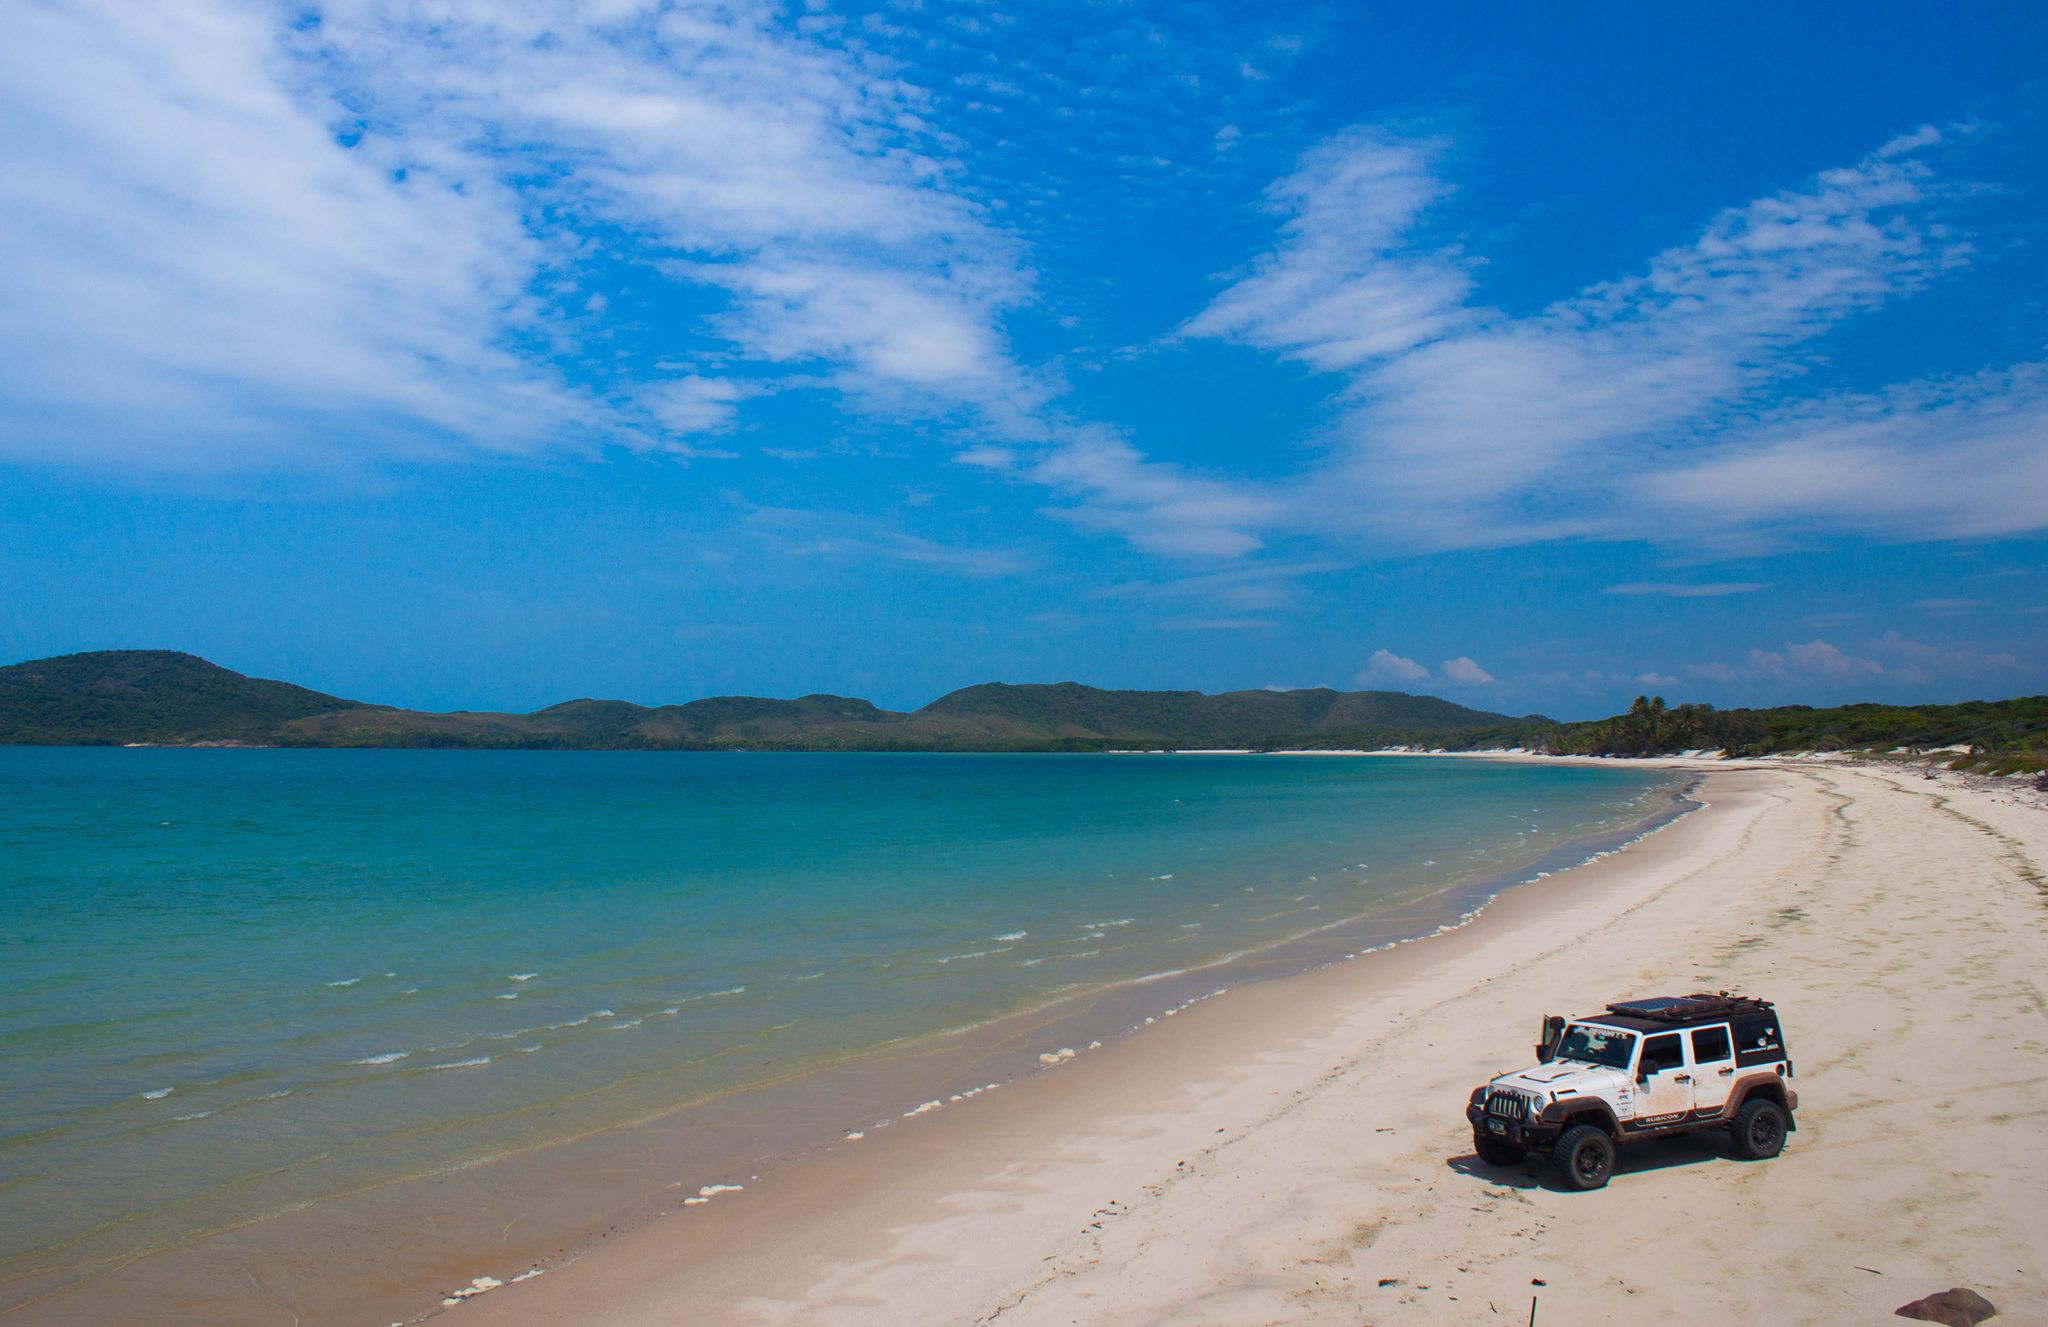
[1603,992,1774,1023]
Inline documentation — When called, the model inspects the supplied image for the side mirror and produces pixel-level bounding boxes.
[1536,1015,1565,1063]
[1635,1071,1649,1085]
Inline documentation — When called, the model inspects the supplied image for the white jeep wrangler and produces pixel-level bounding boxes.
[1464,993,1797,1190]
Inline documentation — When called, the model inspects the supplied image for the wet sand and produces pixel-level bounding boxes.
[458,761,2048,1327]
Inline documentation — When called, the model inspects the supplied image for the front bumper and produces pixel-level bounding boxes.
[1466,1097,1560,1149]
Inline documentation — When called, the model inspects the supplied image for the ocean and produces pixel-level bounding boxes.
[0,748,1678,1304]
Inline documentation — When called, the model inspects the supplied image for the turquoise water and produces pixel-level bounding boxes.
[0,749,1671,1291]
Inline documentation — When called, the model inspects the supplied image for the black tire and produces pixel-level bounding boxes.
[1731,1097,1788,1160]
[1473,1130,1525,1166]
[1553,1124,1614,1191]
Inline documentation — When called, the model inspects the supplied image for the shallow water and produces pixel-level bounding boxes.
[0,749,1671,1291]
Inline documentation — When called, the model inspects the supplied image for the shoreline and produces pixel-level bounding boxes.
[459,759,2048,1327]
[18,757,2040,1324]
[4,759,1685,1325]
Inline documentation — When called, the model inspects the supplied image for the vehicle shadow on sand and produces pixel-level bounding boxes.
[1446,1130,1740,1192]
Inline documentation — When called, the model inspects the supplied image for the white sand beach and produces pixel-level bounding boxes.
[457,761,2047,1327]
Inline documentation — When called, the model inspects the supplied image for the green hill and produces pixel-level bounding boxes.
[0,650,362,745]
[0,650,1534,751]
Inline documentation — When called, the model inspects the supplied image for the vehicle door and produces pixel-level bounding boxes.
[1634,1032,1692,1124]
[1688,1024,1736,1117]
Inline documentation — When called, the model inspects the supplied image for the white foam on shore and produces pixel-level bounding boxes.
[352,1051,410,1065]
[429,1056,491,1071]
[992,931,1029,941]
[684,1182,745,1206]
[934,946,1013,964]
[141,1088,172,1100]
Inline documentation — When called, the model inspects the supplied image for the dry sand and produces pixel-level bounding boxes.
[456,761,2047,1327]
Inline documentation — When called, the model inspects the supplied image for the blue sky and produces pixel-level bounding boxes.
[2,1,2043,717]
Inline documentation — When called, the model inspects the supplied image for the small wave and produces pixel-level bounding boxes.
[257,1090,291,1101]
[793,972,825,982]
[173,1110,214,1122]
[1084,918,1135,927]
[992,931,1028,942]
[591,1010,616,1019]
[934,947,1012,964]
[545,1016,591,1030]
[428,1057,491,1071]
[510,973,539,982]
[1151,873,1174,880]
[324,978,360,988]
[610,1018,644,1031]
[352,1052,410,1066]
[509,1044,542,1054]
[141,1088,172,1100]
[495,992,519,1001]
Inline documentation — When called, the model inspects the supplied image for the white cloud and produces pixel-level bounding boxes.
[1638,364,2048,542]
[644,377,749,435]
[1032,429,1283,558]
[1681,630,2027,689]
[1636,672,1682,687]
[1181,129,1470,371]
[0,1,608,465]
[1358,649,1430,684]
[1688,638,1885,681]
[0,0,1035,467]
[1440,656,1495,685]
[1190,124,2048,550]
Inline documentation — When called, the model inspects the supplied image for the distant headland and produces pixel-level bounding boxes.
[0,650,2041,769]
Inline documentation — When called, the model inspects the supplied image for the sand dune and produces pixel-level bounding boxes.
[468,762,2047,1327]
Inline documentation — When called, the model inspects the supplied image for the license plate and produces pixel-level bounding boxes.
[1488,1119,1506,1136]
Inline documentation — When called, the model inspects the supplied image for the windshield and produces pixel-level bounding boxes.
[1554,1023,1636,1070]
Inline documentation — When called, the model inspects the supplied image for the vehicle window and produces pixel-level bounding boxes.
[1732,1013,1783,1056]
[1554,1024,1636,1069]
[1691,1026,1732,1063]
[1640,1033,1684,1075]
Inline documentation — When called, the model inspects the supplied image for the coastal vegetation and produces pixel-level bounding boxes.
[3,652,2040,769]
[1543,692,2048,773]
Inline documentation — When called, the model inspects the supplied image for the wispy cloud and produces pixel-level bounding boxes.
[1031,428,1284,558]
[1191,123,2048,551]
[1605,582,1769,598]
[737,504,1030,578]
[0,0,1035,467]
[1684,630,2023,687]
